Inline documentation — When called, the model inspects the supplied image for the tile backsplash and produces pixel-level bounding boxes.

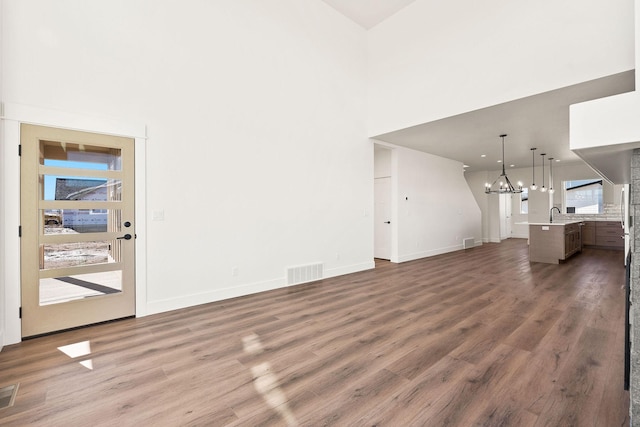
[553,203,622,222]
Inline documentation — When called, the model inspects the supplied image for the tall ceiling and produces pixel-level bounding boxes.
[320,0,417,29]
[321,1,636,174]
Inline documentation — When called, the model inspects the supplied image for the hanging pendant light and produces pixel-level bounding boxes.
[540,153,547,192]
[548,157,555,194]
[530,148,537,190]
[484,134,523,194]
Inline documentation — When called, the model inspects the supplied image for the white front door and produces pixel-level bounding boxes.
[374,177,392,260]
[20,124,136,337]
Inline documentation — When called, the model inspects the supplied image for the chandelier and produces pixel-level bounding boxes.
[484,134,523,194]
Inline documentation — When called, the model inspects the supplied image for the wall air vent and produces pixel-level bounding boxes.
[286,263,323,285]
[463,238,475,249]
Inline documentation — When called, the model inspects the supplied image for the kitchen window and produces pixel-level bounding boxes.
[520,188,528,214]
[564,179,603,214]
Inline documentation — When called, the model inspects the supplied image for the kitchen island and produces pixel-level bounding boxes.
[529,221,582,264]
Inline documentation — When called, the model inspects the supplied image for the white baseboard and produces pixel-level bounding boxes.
[145,261,374,316]
[397,244,463,263]
[146,277,285,315]
[324,261,375,279]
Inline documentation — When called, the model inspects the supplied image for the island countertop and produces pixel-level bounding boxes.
[527,220,584,226]
[517,218,619,226]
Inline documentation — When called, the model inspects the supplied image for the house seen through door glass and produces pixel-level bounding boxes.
[41,142,124,305]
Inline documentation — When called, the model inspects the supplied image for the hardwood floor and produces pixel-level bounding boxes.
[0,239,629,426]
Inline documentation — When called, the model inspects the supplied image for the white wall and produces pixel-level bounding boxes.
[384,143,481,262]
[367,0,635,137]
[465,171,493,241]
[571,93,640,151]
[374,145,392,178]
[0,0,5,347]
[1,0,373,342]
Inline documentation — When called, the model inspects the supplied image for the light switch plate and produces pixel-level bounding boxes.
[152,210,164,221]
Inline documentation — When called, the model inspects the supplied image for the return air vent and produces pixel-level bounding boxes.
[463,238,475,249]
[286,263,323,285]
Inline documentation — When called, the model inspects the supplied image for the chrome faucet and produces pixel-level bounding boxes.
[550,207,561,223]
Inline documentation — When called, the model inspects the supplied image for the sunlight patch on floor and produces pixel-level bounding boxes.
[243,334,298,426]
[58,340,94,370]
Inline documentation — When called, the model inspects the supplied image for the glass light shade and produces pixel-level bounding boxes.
[540,187,547,193]
[549,188,555,194]
[530,183,537,190]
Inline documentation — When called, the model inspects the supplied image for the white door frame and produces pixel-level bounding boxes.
[1,103,147,345]
[374,176,392,260]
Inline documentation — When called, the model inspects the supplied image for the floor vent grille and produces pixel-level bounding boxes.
[286,263,323,285]
[463,238,475,249]
[0,384,19,409]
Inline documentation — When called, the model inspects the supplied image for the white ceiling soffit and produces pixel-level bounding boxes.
[573,142,640,185]
[320,0,418,29]
[373,71,636,173]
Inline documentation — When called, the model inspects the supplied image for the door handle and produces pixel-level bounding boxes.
[384,221,391,224]
[117,234,132,240]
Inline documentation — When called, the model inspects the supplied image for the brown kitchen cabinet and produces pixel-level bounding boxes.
[594,221,624,249]
[581,221,595,245]
[564,222,582,258]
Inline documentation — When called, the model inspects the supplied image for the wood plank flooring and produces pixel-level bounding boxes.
[0,239,629,426]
